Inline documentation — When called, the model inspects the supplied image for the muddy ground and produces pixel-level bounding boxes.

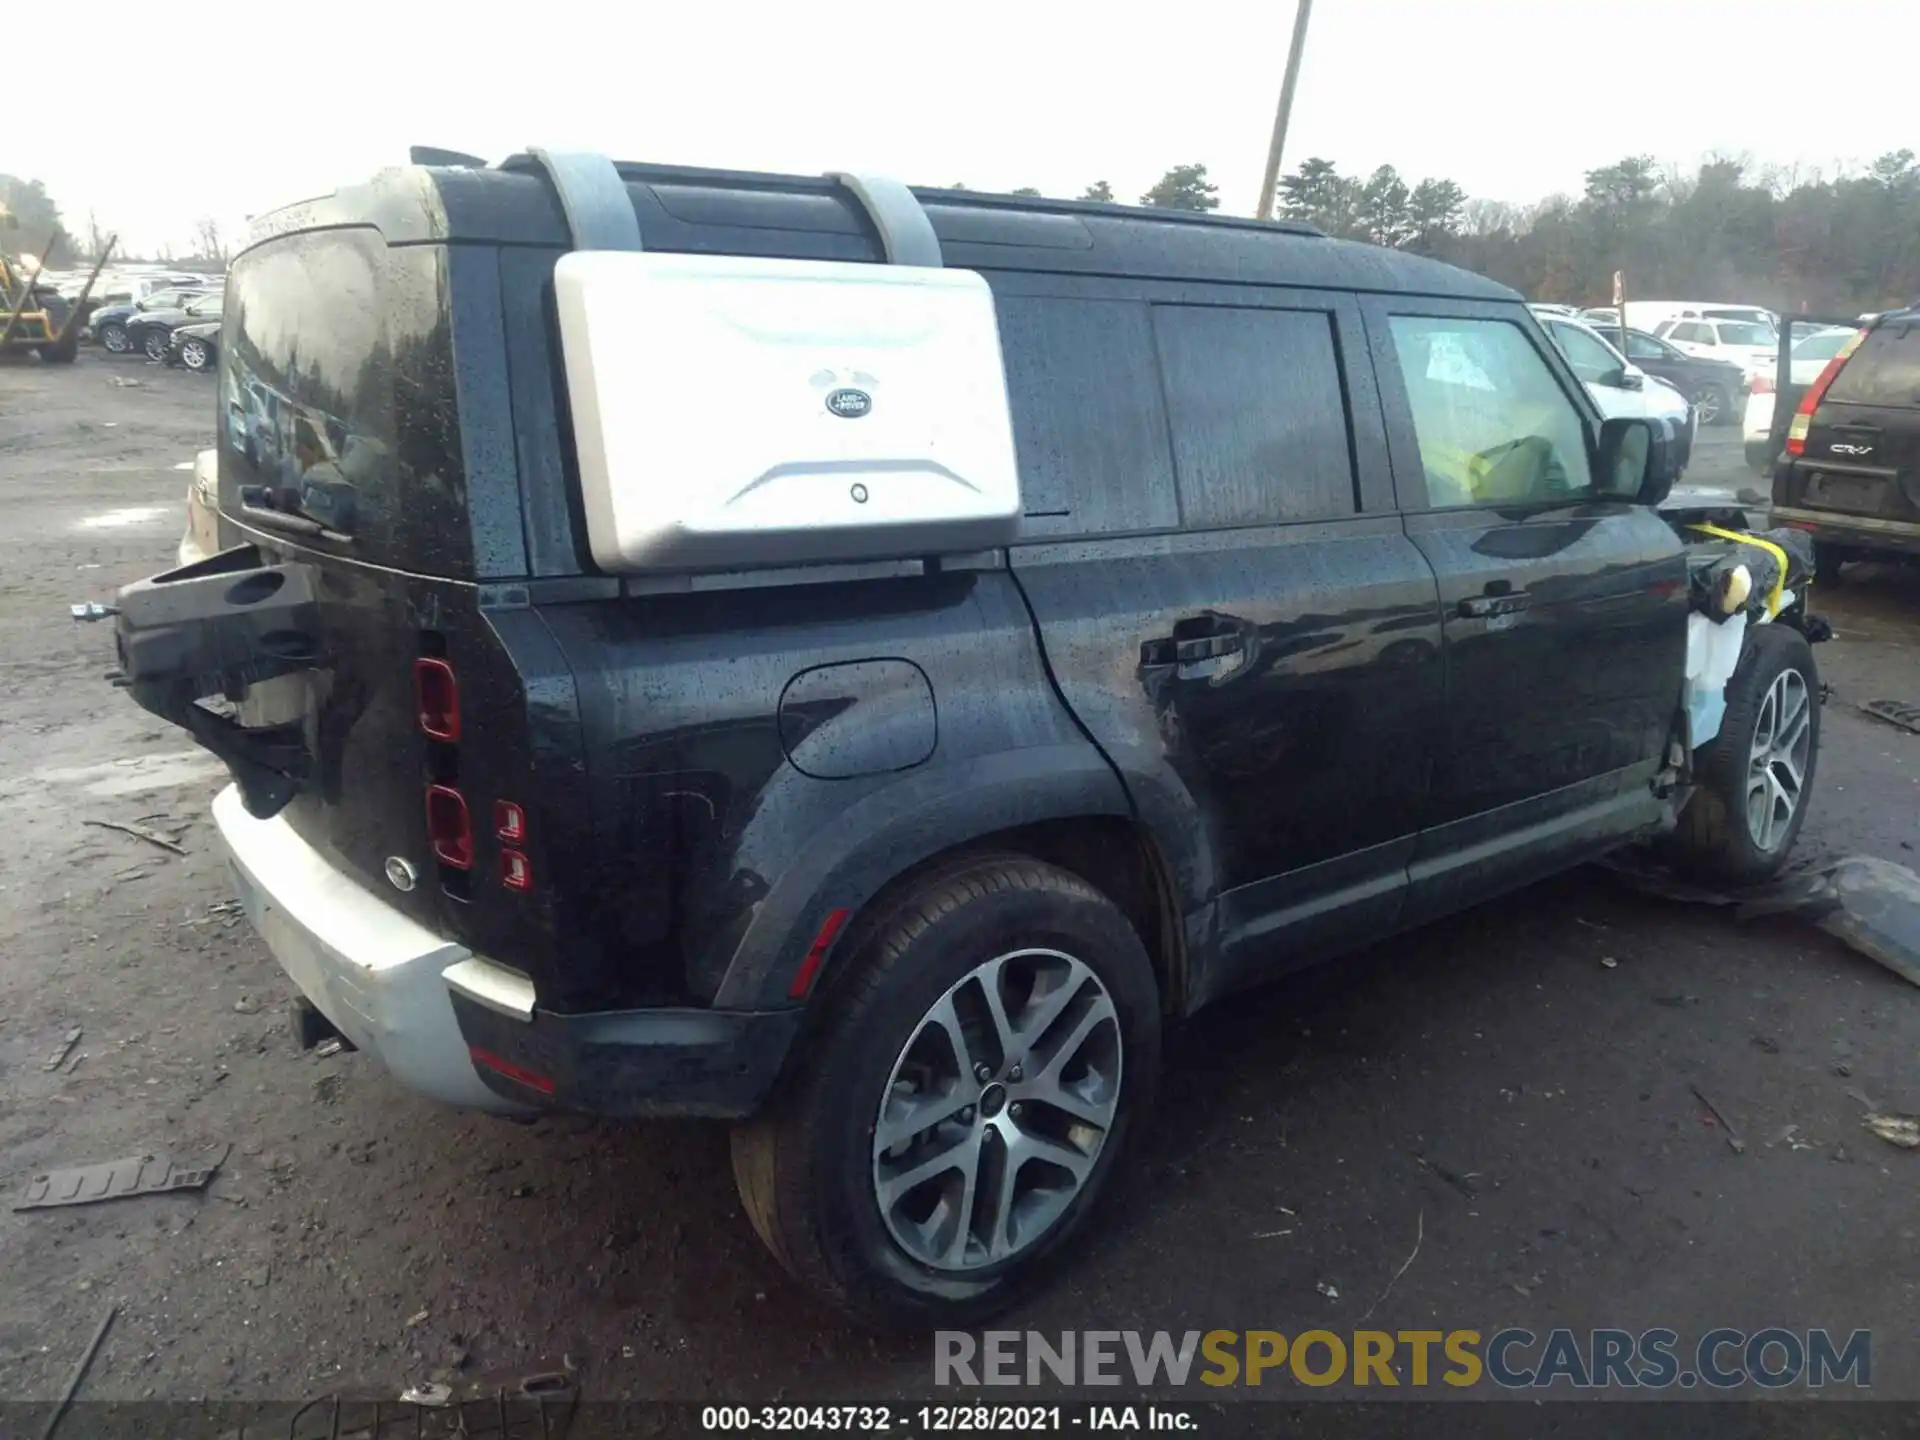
[1,352,1918,1424]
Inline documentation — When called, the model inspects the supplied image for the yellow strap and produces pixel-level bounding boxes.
[1689,523,1790,616]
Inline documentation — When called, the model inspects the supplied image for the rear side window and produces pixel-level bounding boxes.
[995,295,1179,535]
[1546,321,1622,384]
[1825,324,1920,409]
[1669,322,1711,343]
[1151,305,1357,525]
[1387,315,1593,509]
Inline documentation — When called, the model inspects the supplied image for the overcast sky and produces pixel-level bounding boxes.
[15,0,1917,257]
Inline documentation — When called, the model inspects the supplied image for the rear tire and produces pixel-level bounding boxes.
[179,337,212,373]
[731,855,1160,1328]
[142,328,170,361]
[37,333,78,364]
[1694,383,1734,427]
[98,321,130,354]
[1667,625,1819,886]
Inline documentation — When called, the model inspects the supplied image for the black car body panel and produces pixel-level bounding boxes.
[1614,328,1747,408]
[124,158,1699,1118]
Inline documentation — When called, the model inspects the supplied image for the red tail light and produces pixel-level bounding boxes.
[494,800,527,843]
[500,849,533,891]
[413,658,460,740]
[1786,328,1868,456]
[425,784,473,868]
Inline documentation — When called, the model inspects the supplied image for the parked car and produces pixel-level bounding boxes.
[1768,310,1920,579]
[1527,302,1581,319]
[125,290,222,361]
[1601,327,1750,426]
[1654,316,1778,375]
[99,154,1825,1327]
[1537,315,1697,470]
[164,318,220,373]
[1742,327,1862,473]
[90,286,219,353]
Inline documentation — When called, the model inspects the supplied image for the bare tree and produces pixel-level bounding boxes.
[191,216,228,265]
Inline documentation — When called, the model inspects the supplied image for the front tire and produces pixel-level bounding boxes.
[179,337,213,372]
[1668,625,1819,885]
[142,328,170,361]
[732,855,1161,1327]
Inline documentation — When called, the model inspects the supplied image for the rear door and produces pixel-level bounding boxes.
[1363,298,1686,926]
[1002,276,1445,1004]
[1781,317,1920,527]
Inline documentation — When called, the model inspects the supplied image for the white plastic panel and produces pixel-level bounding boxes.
[553,251,1022,574]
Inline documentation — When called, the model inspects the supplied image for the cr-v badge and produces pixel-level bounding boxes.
[1831,443,1873,456]
[385,856,418,892]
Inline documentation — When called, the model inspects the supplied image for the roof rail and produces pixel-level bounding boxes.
[826,172,943,267]
[409,146,487,168]
[520,148,643,252]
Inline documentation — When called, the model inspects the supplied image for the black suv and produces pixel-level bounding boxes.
[1612,327,1749,427]
[95,152,1824,1327]
[1768,310,1920,578]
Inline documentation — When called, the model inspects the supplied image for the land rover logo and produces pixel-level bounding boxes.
[825,388,872,419]
[385,856,418,892]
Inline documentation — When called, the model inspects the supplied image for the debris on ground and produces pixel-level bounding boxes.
[42,1305,116,1440]
[399,1381,452,1407]
[1358,1211,1424,1324]
[81,817,185,856]
[1603,852,1920,990]
[1689,1084,1746,1154]
[315,1038,345,1059]
[1600,956,1618,969]
[1316,1281,1339,1299]
[1862,1113,1920,1150]
[1859,698,1920,736]
[43,1028,81,1072]
[14,1145,229,1211]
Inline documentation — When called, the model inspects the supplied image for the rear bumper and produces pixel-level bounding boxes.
[215,783,800,1120]
[451,996,802,1119]
[1771,504,1920,559]
[216,785,532,1114]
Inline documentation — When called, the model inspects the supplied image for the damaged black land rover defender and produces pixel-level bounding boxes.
[88,149,1825,1326]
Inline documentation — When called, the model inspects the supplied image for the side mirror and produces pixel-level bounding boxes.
[1595,416,1673,505]
[1608,364,1645,391]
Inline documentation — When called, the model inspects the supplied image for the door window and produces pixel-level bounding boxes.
[1669,322,1712,344]
[1624,333,1666,360]
[1388,315,1593,508]
[1547,322,1625,385]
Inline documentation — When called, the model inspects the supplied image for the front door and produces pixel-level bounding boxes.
[1363,299,1688,925]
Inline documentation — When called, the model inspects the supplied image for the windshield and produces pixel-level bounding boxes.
[1715,322,1774,346]
[1704,309,1774,329]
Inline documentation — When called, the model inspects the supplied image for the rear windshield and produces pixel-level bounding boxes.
[220,230,472,575]
[1713,322,1774,346]
[1826,322,1920,409]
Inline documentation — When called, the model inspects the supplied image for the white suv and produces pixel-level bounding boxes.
[1538,315,1696,474]
[1656,317,1778,377]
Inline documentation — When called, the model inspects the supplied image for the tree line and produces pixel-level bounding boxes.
[976,151,1920,315]
[14,150,1919,313]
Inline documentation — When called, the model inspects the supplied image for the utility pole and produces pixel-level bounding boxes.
[1256,0,1315,220]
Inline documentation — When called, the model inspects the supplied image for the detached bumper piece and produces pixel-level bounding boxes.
[92,544,319,818]
[450,993,802,1119]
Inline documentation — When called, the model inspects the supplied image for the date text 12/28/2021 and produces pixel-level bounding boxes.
[701,1405,1196,1433]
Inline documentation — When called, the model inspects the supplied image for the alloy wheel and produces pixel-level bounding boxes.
[1746,668,1812,852]
[871,948,1122,1272]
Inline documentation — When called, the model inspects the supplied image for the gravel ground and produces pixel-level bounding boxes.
[2,353,1917,1424]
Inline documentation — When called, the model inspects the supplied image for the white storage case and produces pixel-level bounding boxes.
[552,251,1023,574]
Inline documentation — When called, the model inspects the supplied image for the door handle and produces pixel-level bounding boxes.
[1140,614,1251,680]
[1458,592,1531,619]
